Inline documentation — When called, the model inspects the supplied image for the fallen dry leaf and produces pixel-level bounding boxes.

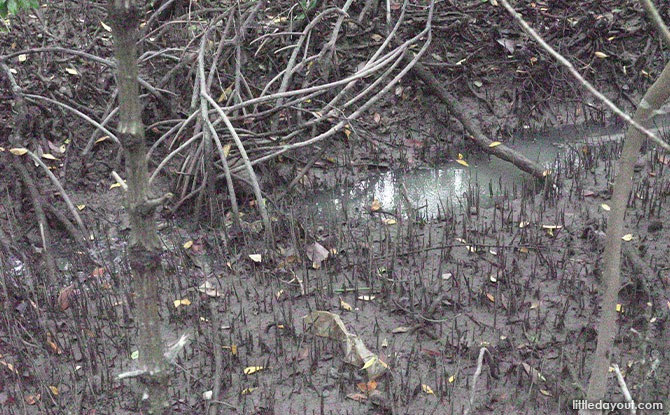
[306,242,329,269]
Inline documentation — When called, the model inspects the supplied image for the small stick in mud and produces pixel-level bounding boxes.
[464,346,491,415]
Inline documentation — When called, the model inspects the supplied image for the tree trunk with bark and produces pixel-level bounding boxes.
[108,1,172,413]
[583,61,670,415]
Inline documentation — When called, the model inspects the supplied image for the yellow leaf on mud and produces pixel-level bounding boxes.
[488,141,502,147]
[362,356,377,370]
[421,384,434,395]
[131,350,139,360]
[223,345,238,356]
[217,84,233,103]
[173,298,191,308]
[183,240,193,249]
[241,387,256,395]
[222,144,231,158]
[358,295,375,301]
[42,153,58,160]
[370,199,381,212]
[0,359,18,375]
[486,293,495,303]
[18,54,27,62]
[76,204,86,210]
[65,67,79,75]
[249,254,262,263]
[9,148,28,156]
[244,366,264,375]
[344,125,352,138]
[621,234,633,241]
[95,136,108,144]
[382,218,397,225]
[456,153,469,167]
[48,385,59,395]
[616,303,624,313]
[601,203,611,211]
[594,51,608,59]
[339,297,353,311]
[540,389,552,396]
[100,21,112,32]
[448,374,456,383]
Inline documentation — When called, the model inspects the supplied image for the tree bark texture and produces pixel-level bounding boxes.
[108,1,169,413]
[584,61,670,414]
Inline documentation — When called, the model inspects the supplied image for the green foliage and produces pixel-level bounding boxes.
[295,0,318,21]
[0,0,39,17]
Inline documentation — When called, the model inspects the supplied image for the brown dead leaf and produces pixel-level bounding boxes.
[357,380,377,393]
[0,357,18,375]
[305,242,329,269]
[58,284,76,311]
[25,394,40,405]
[91,267,106,278]
[46,333,63,355]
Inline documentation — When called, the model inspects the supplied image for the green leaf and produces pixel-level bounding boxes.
[7,0,17,15]
[2,0,39,16]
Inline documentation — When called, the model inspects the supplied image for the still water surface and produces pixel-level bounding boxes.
[304,123,637,221]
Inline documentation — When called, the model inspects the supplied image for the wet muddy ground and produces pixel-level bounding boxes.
[2,130,669,414]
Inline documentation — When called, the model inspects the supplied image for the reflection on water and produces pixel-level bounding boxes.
[304,121,666,222]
